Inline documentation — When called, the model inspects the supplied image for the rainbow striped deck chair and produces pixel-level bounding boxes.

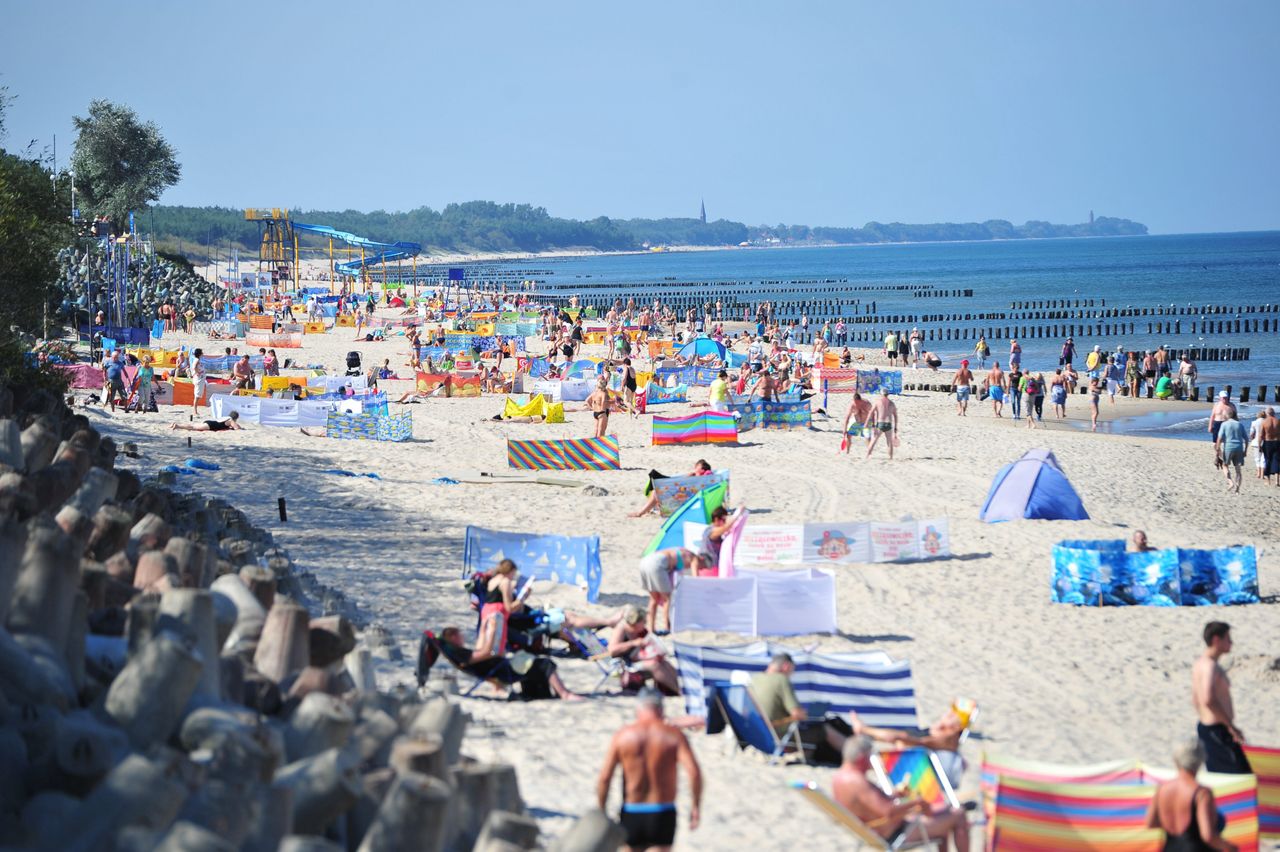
[1242,744,1280,840]
[789,781,937,850]
[872,747,960,811]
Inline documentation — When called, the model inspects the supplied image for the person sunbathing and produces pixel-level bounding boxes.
[850,704,967,753]
[427,628,583,701]
[469,559,525,664]
[833,736,970,852]
[608,606,680,695]
[170,412,243,432]
[630,459,712,517]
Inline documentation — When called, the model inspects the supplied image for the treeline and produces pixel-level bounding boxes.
[759,217,1147,244]
[148,203,1147,260]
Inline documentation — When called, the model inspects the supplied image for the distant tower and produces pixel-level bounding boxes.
[1089,210,1094,225]
[700,199,707,224]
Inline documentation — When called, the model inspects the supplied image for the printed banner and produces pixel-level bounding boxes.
[761,399,811,430]
[324,411,413,442]
[645,383,688,405]
[734,519,951,566]
[507,435,621,471]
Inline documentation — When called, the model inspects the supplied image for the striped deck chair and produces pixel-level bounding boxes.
[1242,744,1280,841]
[708,681,810,765]
[872,747,961,811]
[790,781,937,850]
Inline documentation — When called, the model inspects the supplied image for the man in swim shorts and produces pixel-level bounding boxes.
[842,392,873,453]
[597,689,702,852]
[1192,621,1251,774]
[952,360,973,416]
[865,387,899,460]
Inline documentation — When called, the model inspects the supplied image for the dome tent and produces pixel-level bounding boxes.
[980,449,1089,522]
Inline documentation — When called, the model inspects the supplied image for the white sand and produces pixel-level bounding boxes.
[92,316,1280,850]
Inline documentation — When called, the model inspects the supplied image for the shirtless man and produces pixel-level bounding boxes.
[851,706,966,753]
[586,375,612,439]
[751,367,778,403]
[832,736,970,851]
[986,361,1005,417]
[957,355,972,411]
[597,690,702,852]
[865,387,899,460]
[1192,621,1251,774]
[231,355,255,391]
[842,392,873,453]
[1259,407,1280,486]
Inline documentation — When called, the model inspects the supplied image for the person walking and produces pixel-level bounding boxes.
[884,329,898,367]
[1215,410,1247,493]
[1192,621,1251,774]
[973,336,990,369]
[597,690,703,852]
[1007,362,1024,420]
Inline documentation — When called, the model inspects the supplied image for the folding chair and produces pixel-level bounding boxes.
[563,628,649,694]
[870,747,961,811]
[709,681,810,765]
[790,781,937,850]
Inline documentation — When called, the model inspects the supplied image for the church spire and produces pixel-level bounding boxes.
[700,199,706,224]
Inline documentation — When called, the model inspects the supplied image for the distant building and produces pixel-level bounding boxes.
[1089,210,1094,225]
[700,199,706,224]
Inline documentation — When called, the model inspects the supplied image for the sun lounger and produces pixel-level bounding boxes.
[790,780,936,850]
[708,681,811,765]
[563,627,651,694]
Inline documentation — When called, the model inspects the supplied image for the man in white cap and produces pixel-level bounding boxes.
[1209,391,1236,475]
[909,327,922,368]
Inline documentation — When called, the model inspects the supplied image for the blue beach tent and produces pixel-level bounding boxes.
[979,449,1089,522]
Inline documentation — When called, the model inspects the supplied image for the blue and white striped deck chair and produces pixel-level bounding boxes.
[708,680,811,765]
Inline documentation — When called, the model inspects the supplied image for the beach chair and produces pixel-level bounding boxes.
[708,680,810,765]
[563,628,644,694]
[871,747,961,811]
[790,781,937,850]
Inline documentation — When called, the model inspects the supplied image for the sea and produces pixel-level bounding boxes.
[490,231,1280,442]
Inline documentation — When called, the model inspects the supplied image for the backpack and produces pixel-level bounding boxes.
[1024,378,1040,396]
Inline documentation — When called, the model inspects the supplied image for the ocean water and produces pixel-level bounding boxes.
[494,232,1280,395]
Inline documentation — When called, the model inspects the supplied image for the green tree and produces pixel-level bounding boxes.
[71,99,180,228]
[0,148,72,334]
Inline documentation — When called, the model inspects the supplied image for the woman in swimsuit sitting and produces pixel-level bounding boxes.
[1145,738,1236,851]
[608,605,680,694]
[470,559,524,663]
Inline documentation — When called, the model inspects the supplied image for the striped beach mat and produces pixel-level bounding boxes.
[507,435,620,471]
[652,411,738,445]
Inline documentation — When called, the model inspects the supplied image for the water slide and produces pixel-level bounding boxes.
[291,221,422,276]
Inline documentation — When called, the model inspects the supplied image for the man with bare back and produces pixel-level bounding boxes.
[1192,621,1251,774]
[865,387,899,460]
[597,690,703,852]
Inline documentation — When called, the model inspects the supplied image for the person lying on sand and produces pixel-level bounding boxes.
[171,412,243,432]
[851,704,968,753]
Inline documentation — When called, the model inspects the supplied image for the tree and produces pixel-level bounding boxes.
[0,150,72,334]
[71,99,180,228]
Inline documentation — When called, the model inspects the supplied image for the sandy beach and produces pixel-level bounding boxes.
[90,319,1280,850]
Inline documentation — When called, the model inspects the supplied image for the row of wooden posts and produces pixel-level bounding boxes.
[900,379,1278,403]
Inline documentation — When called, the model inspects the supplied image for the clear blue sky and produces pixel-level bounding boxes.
[4,1,1278,234]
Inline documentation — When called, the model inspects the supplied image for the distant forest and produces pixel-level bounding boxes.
[146,201,1147,261]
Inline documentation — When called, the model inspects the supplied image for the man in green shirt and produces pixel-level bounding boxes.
[749,653,850,764]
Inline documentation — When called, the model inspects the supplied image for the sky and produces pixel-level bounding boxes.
[3,1,1278,234]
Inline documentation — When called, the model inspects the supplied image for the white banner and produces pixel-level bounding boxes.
[727,518,950,566]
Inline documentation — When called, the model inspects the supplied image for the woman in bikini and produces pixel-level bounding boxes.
[587,375,612,438]
[470,559,523,663]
